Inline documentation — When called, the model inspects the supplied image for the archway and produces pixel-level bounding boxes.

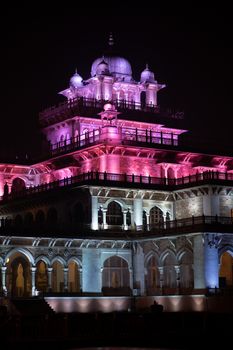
[35,210,45,229]
[149,206,164,226]
[219,251,233,287]
[52,261,64,292]
[179,252,194,291]
[24,212,34,228]
[6,252,31,297]
[163,253,177,292]
[68,261,80,292]
[106,201,123,226]
[102,256,130,295]
[73,202,85,227]
[35,260,48,293]
[11,178,26,194]
[140,91,146,108]
[47,208,58,228]
[146,255,160,295]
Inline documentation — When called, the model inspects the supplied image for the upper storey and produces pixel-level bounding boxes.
[39,34,167,127]
[59,33,165,104]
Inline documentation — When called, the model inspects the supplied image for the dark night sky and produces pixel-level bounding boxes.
[0,3,232,160]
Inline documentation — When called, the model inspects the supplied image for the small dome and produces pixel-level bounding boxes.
[69,71,83,88]
[96,59,110,76]
[140,64,156,83]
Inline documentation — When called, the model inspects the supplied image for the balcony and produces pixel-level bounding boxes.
[1,170,233,203]
[39,97,161,123]
[46,127,178,159]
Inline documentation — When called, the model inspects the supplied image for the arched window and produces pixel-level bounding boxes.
[106,201,123,225]
[14,214,23,228]
[163,254,177,289]
[68,261,80,292]
[180,252,193,289]
[98,208,103,224]
[11,178,26,194]
[140,91,146,108]
[47,208,58,225]
[126,209,131,226]
[73,202,85,225]
[35,210,45,226]
[146,256,160,293]
[24,212,34,227]
[102,256,130,290]
[36,261,48,293]
[219,252,233,287]
[150,206,164,225]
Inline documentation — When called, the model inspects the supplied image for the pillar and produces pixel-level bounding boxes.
[204,234,220,288]
[82,248,102,293]
[31,266,37,296]
[133,244,145,295]
[174,265,180,293]
[63,268,68,292]
[1,266,7,295]
[102,209,107,229]
[47,267,53,292]
[203,194,220,216]
[146,213,150,230]
[91,196,98,230]
[123,210,128,230]
[133,198,143,230]
[158,267,164,294]
[193,234,205,289]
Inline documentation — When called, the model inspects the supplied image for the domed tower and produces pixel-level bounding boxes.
[69,70,83,89]
[140,64,163,107]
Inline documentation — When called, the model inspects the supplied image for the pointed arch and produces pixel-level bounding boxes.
[50,256,66,267]
[35,255,51,266]
[5,248,34,265]
[102,255,130,295]
[106,201,123,225]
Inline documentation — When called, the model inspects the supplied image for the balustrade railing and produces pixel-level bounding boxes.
[1,170,233,202]
[1,215,233,238]
[48,127,178,157]
[39,97,161,120]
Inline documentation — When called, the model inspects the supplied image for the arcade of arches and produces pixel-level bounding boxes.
[3,252,81,297]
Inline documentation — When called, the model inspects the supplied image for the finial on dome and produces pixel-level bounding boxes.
[108,32,114,46]
[146,63,149,70]
[75,67,78,74]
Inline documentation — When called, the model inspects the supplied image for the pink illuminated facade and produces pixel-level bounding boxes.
[0,35,233,311]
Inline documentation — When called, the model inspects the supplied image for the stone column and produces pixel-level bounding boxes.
[158,267,164,295]
[79,268,83,293]
[174,265,180,293]
[82,248,102,293]
[47,267,53,292]
[203,194,220,216]
[123,210,128,230]
[133,198,143,230]
[133,244,145,295]
[102,209,108,229]
[146,213,150,230]
[31,266,37,296]
[63,268,69,292]
[204,234,220,289]
[1,266,7,295]
[91,196,99,230]
[193,234,205,289]
[129,267,133,291]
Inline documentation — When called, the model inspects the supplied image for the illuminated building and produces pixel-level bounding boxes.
[0,34,233,312]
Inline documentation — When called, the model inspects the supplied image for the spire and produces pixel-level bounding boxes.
[108,32,114,46]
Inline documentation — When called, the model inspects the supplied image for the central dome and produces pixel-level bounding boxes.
[91,56,132,80]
